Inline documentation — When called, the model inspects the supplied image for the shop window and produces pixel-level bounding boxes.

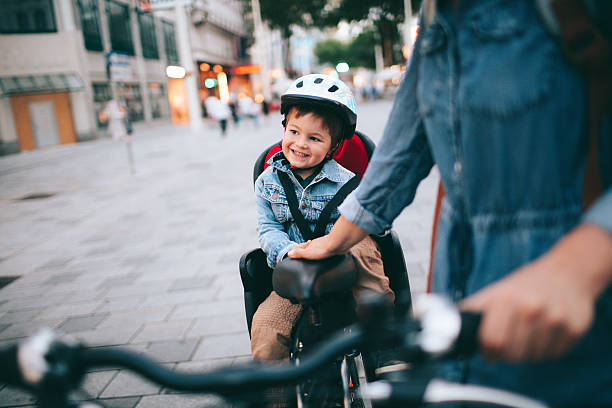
[148,83,169,119]
[107,0,134,55]
[162,20,179,64]
[138,12,159,59]
[119,83,144,122]
[93,83,112,129]
[0,0,57,34]
[77,0,103,52]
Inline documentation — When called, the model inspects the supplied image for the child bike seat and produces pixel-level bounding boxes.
[272,255,357,304]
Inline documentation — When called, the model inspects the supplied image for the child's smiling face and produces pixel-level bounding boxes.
[282,110,335,179]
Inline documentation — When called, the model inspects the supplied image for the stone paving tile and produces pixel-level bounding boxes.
[0,386,36,407]
[57,314,108,334]
[139,289,217,308]
[36,300,104,320]
[0,309,43,325]
[80,370,118,398]
[188,314,247,337]
[97,272,142,290]
[99,370,161,398]
[191,333,251,360]
[169,276,215,292]
[42,270,82,285]
[103,281,174,299]
[0,318,64,341]
[97,306,173,329]
[95,296,148,313]
[169,299,243,320]
[72,323,140,346]
[174,357,235,373]
[140,337,200,363]
[131,319,193,343]
[135,393,229,408]
[88,397,140,408]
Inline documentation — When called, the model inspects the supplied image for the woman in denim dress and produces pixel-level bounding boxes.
[289,0,612,405]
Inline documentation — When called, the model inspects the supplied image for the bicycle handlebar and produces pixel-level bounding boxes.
[0,294,548,408]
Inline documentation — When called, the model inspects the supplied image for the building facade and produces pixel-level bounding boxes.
[0,0,250,155]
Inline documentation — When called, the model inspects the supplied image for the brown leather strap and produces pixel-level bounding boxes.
[426,181,445,294]
[552,0,612,208]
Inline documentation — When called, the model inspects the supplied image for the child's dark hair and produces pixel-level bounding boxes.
[284,104,345,147]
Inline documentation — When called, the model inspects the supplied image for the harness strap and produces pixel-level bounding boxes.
[313,175,360,238]
[551,0,612,208]
[277,170,315,241]
[277,171,361,241]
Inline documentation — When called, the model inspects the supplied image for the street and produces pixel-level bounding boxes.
[0,99,438,407]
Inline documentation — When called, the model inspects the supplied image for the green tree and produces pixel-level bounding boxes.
[313,27,378,69]
[320,0,423,66]
[313,39,349,67]
[248,0,423,69]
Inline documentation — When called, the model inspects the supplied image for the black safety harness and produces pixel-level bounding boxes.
[276,163,360,241]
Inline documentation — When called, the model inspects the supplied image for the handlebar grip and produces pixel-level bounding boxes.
[453,311,482,356]
[0,344,24,386]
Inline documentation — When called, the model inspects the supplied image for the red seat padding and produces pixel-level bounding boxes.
[262,134,370,178]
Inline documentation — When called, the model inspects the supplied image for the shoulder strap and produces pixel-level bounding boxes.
[277,170,314,241]
[313,174,361,239]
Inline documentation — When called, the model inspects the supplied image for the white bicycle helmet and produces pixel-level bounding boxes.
[281,74,357,141]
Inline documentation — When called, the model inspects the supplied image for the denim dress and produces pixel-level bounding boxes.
[255,152,355,268]
[339,0,612,404]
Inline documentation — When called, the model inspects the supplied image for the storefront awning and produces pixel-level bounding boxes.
[0,73,84,97]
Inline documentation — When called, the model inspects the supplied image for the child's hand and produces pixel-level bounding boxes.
[288,237,332,259]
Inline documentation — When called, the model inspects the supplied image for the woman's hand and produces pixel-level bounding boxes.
[461,224,612,362]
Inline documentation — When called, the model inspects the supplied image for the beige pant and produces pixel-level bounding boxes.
[251,236,394,361]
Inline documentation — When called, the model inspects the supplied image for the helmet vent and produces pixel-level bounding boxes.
[296,81,303,88]
[328,85,339,93]
[314,78,323,84]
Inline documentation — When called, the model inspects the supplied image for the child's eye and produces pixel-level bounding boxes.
[310,136,321,142]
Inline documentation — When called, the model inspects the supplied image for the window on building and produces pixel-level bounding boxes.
[107,0,134,55]
[119,83,144,122]
[0,0,57,34]
[148,83,169,119]
[92,83,112,129]
[162,21,179,64]
[138,12,159,59]
[77,0,103,51]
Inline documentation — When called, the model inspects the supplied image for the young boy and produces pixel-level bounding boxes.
[251,74,394,361]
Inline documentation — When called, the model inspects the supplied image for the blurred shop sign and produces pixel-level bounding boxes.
[141,0,193,10]
[107,51,132,82]
[232,65,261,75]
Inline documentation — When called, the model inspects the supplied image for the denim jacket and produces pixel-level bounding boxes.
[339,0,612,404]
[255,152,355,268]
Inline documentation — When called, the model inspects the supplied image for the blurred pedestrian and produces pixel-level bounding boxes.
[205,95,231,136]
[238,95,260,128]
[99,99,135,174]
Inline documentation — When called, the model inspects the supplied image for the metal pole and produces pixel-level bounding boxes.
[251,0,271,101]
[403,0,415,57]
[175,0,202,131]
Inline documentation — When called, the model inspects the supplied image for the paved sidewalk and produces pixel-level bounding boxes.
[0,100,439,407]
